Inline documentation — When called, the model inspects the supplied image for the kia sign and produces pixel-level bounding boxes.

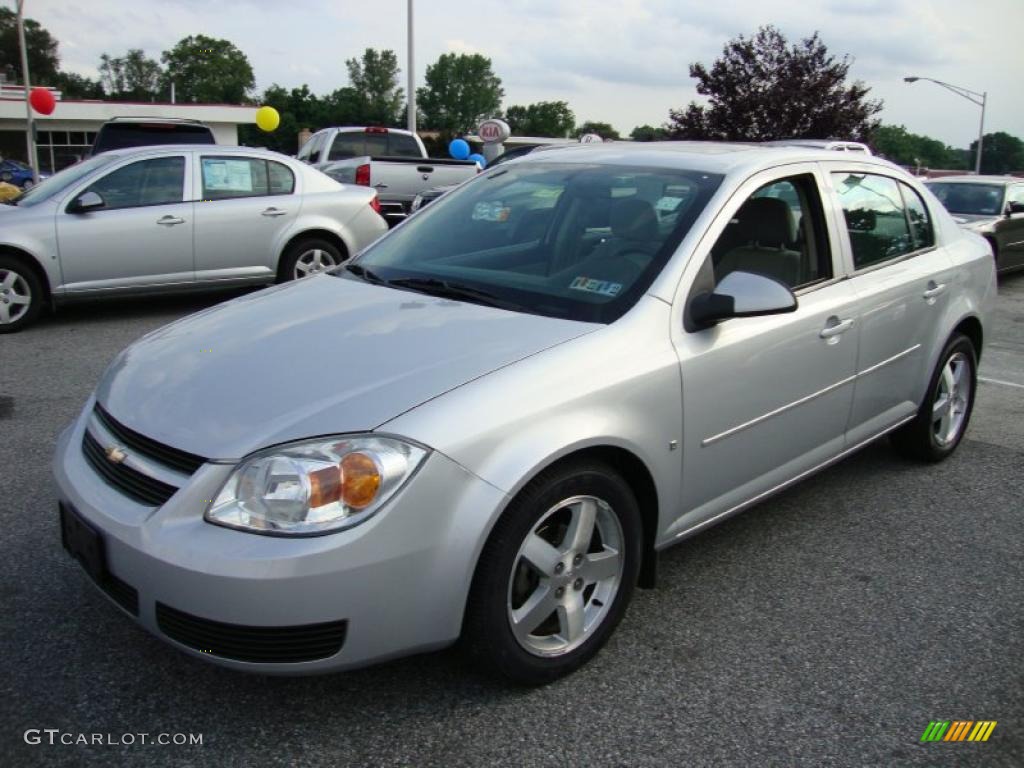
[477,119,511,144]
[579,133,604,144]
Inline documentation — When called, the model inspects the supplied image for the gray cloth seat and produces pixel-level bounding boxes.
[583,198,661,273]
[716,197,802,288]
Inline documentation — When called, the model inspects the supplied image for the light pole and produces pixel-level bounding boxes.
[16,0,39,183]
[407,0,416,135]
[904,76,986,175]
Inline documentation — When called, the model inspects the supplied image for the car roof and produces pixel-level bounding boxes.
[513,141,903,176]
[923,175,1018,185]
[98,144,292,161]
[102,117,207,126]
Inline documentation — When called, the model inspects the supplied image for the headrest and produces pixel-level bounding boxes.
[610,198,658,241]
[733,196,794,247]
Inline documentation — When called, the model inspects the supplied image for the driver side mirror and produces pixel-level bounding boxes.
[690,270,798,328]
[1007,201,1024,216]
[68,190,105,213]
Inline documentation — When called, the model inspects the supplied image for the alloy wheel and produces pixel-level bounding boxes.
[507,495,624,657]
[293,248,337,279]
[932,351,971,447]
[0,269,32,325]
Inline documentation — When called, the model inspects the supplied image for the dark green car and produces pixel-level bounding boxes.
[926,176,1024,274]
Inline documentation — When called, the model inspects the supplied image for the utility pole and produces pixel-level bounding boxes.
[16,0,38,183]
[407,0,416,136]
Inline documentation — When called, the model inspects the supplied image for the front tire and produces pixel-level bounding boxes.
[277,237,345,283]
[462,460,642,685]
[891,333,977,461]
[0,257,44,333]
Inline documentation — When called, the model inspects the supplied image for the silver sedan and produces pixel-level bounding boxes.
[0,145,387,332]
[54,143,995,684]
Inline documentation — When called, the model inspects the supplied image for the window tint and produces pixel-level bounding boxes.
[709,174,831,289]
[84,156,185,209]
[268,161,295,194]
[328,133,362,161]
[201,157,269,199]
[900,182,934,249]
[328,131,422,160]
[389,133,422,157]
[832,173,914,269]
[925,182,1004,216]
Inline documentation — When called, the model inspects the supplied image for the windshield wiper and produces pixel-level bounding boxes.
[385,277,523,312]
[342,263,386,284]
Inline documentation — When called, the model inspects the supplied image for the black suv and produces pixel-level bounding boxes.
[90,118,215,156]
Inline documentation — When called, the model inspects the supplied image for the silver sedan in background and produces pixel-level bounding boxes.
[0,145,387,332]
[54,143,994,684]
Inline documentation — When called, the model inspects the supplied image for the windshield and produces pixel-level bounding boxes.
[926,182,1005,216]
[14,154,116,208]
[345,162,723,323]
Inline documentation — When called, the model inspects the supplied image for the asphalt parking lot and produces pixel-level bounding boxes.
[1,276,1022,768]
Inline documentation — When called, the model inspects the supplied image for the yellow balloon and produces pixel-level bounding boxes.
[255,105,280,132]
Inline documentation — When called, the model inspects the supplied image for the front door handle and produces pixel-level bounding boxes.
[820,317,855,339]
[261,207,287,217]
[923,281,947,300]
[157,216,185,226]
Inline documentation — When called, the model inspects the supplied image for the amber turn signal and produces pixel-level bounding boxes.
[340,452,382,509]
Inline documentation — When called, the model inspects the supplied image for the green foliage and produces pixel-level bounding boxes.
[418,53,504,138]
[53,71,104,100]
[871,124,965,170]
[668,25,881,142]
[503,101,575,137]
[970,131,1024,174]
[574,121,621,140]
[160,35,255,104]
[630,124,668,142]
[0,7,59,86]
[99,49,163,101]
[346,49,403,126]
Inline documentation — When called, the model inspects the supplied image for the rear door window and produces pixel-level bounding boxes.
[201,157,269,200]
[832,173,915,269]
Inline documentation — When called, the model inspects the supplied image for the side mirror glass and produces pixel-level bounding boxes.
[690,270,798,328]
[69,190,104,213]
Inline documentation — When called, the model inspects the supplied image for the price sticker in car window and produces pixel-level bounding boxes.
[569,276,622,297]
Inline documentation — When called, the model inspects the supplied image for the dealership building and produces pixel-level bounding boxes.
[0,86,257,173]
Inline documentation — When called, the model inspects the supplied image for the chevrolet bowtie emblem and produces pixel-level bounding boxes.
[105,446,128,464]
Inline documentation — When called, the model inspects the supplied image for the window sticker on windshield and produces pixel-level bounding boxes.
[569,276,622,297]
[472,202,511,222]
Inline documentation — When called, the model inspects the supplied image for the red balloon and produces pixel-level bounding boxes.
[29,87,56,115]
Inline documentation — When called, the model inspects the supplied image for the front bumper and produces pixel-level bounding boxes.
[53,400,507,674]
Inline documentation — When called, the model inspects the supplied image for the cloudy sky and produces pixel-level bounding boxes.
[28,0,1023,147]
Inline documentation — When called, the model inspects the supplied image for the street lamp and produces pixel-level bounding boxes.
[16,0,39,183]
[407,0,416,135]
[904,76,986,175]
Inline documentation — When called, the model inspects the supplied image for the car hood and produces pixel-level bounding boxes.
[951,213,998,229]
[96,275,596,459]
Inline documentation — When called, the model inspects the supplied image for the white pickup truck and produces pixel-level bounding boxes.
[298,126,479,226]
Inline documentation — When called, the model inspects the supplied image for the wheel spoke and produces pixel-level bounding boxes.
[1,271,17,290]
[521,533,561,577]
[510,585,555,641]
[295,261,311,276]
[932,394,950,419]
[941,364,955,396]
[951,360,966,389]
[557,593,586,644]
[564,498,597,554]
[10,293,30,305]
[580,549,621,584]
[311,250,323,267]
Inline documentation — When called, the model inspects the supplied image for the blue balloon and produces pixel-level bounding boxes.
[468,153,486,168]
[449,138,470,160]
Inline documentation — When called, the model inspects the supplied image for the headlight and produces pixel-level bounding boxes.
[205,436,427,536]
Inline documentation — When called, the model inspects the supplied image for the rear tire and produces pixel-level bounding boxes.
[0,256,44,333]
[277,237,345,283]
[891,333,976,462]
[462,460,642,685]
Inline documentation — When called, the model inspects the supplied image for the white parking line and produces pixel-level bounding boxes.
[978,376,1024,390]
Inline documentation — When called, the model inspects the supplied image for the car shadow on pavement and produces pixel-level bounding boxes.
[37,288,259,331]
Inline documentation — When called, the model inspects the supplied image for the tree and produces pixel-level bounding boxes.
[99,49,163,101]
[630,124,668,142]
[574,121,621,140]
[418,53,504,138]
[53,71,104,100]
[346,48,403,126]
[970,132,1024,175]
[667,26,882,142]
[0,7,59,86]
[160,35,255,104]
[502,101,575,137]
[871,124,964,170]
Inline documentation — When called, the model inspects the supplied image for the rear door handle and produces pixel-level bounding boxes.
[923,281,947,300]
[820,317,855,339]
[261,207,287,217]
[157,216,185,226]
[373,182,388,190]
